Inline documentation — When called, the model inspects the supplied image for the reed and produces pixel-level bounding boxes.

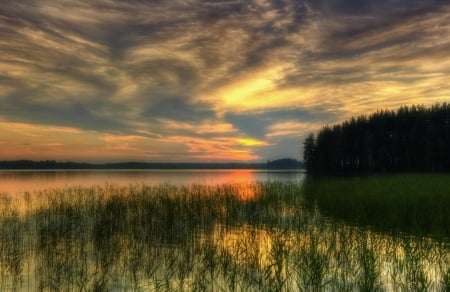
[0,181,448,290]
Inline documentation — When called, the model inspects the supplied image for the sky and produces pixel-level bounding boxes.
[1,0,449,163]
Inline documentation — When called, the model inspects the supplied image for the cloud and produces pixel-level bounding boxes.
[225,107,342,139]
[141,96,216,123]
[266,121,323,137]
[0,93,126,132]
[165,135,265,161]
[154,119,237,136]
[315,4,449,57]
[0,0,449,162]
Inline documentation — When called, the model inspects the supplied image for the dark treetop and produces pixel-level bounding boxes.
[303,103,450,174]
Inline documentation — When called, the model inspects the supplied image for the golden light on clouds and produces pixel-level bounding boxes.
[0,1,449,162]
[237,138,269,147]
[205,64,296,113]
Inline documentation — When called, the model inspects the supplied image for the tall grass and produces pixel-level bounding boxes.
[0,180,448,290]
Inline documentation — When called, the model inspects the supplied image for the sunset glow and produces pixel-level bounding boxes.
[0,1,449,162]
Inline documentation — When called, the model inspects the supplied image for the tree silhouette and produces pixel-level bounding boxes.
[303,133,315,173]
[303,103,450,174]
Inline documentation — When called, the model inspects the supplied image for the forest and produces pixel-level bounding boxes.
[303,103,450,174]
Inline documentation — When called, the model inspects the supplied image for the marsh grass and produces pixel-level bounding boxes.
[0,180,448,291]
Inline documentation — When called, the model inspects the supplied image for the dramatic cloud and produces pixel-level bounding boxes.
[0,0,449,162]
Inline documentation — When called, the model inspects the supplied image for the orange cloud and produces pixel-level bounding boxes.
[166,135,267,161]
[157,119,237,135]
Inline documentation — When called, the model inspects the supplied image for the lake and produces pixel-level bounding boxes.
[0,173,449,291]
[0,169,305,195]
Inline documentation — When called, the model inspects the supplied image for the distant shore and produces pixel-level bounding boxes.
[0,159,304,170]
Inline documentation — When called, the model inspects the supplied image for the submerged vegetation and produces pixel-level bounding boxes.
[303,174,450,238]
[0,179,449,291]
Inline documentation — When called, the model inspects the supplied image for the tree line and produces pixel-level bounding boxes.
[303,103,450,174]
[0,160,266,170]
[0,160,301,170]
[266,158,303,169]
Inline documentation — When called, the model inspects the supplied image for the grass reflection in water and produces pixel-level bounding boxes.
[0,180,449,291]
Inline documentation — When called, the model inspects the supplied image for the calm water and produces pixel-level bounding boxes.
[0,169,305,194]
[0,173,448,291]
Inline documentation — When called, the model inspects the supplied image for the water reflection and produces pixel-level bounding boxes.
[0,182,448,291]
[0,169,305,195]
